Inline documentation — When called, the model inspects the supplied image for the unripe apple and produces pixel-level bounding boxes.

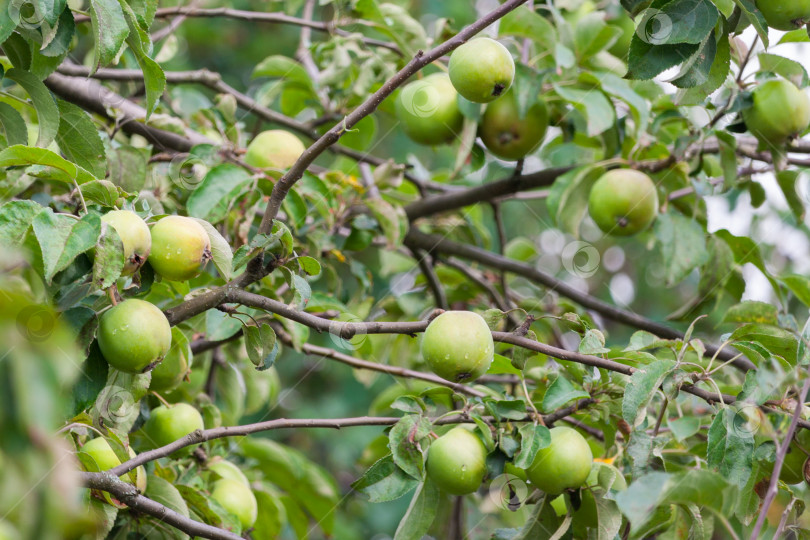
[395,73,464,146]
[210,478,258,529]
[97,299,172,374]
[743,79,810,146]
[755,0,810,30]
[81,437,147,492]
[0,520,17,540]
[588,169,659,236]
[149,341,190,393]
[421,311,494,383]
[480,90,548,160]
[525,426,593,495]
[244,130,305,171]
[101,210,151,275]
[141,403,204,455]
[449,38,515,103]
[208,459,250,485]
[148,216,212,281]
[426,427,487,495]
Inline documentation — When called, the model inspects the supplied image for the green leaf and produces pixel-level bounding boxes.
[295,256,321,276]
[253,55,314,91]
[32,210,100,283]
[647,0,719,45]
[80,180,124,207]
[783,275,810,308]
[0,145,98,184]
[553,85,616,137]
[671,30,717,89]
[0,102,28,148]
[666,415,701,442]
[55,100,106,179]
[393,478,439,540]
[722,301,778,325]
[187,164,253,223]
[93,220,124,289]
[654,212,709,286]
[542,375,590,412]
[730,324,797,365]
[244,323,277,369]
[732,0,769,47]
[351,454,419,503]
[622,359,675,427]
[615,470,737,535]
[499,5,556,50]
[388,415,431,480]
[5,69,59,147]
[366,197,407,248]
[775,170,806,222]
[189,217,232,280]
[0,200,43,244]
[706,408,754,490]
[118,0,164,116]
[546,165,605,236]
[513,424,550,469]
[579,328,610,355]
[145,475,190,519]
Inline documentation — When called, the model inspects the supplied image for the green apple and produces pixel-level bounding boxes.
[97,299,172,374]
[0,520,17,540]
[743,79,810,146]
[525,426,593,495]
[395,73,463,146]
[426,427,487,495]
[243,365,281,415]
[449,38,515,103]
[588,169,659,236]
[81,437,147,492]
[421,311,494,383]
[148,216,212,281]
[755,0,810,30]
[208,458,250,486]
[210,478,258,529]
[141,403,204,455]
[149,340,190,393]
[370,380,453,415]
[480,90,548,160]
[244,130,305,171]
[101,210,151,275]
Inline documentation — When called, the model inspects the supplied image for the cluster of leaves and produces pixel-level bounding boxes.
[2,0,810,538]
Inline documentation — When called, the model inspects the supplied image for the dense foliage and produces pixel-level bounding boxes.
[2,0,810,538]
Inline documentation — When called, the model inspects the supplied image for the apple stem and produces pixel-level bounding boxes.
[151,391,173,409]
[107,286,119,306]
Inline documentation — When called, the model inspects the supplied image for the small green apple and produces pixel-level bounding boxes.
[426,427,487,495]
[449,38,515,103]
[81,437,147,492]
[210,478,258,529]
[755,0,810,30]
[101,210,151,275]
[588,169,659,236]
[480,90,548,160]
[525,426,593,495]
[148,216,212,281]
[149,340,190,393]
[421,311,494,383]
[395,73,464,146]
[97,299,172,374]
[743,79,810,146]
[141,403,204,455]
[244,130,305,171]
[208,458,250,486]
